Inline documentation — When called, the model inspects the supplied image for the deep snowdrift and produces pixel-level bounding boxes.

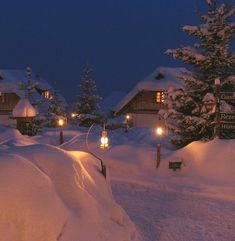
[0,142,139,241]
[1,125,234,241]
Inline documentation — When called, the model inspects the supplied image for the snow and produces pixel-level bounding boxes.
[105,136,235,241]
[115,67,188,114]
[12,97,37,117]
[0,125,235,241]
[0,127,139,241]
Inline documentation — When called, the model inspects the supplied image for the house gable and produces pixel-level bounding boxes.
[115,67,187,116]
[116,90,166,115]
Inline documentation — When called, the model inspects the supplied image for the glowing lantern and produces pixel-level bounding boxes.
[100,130,109,149]
[156,126,164,136]
[58,118,64,127]
[71,113,76,118]
[57,116,67,145]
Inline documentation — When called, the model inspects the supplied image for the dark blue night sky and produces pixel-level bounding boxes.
[0,0,214,102]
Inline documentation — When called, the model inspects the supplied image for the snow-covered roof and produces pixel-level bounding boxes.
[0,69,53,98]
[100,91,127,113]
[115,67,188,114]
[12,98,37,117]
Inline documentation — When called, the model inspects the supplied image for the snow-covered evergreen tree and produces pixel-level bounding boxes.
[43,90,67,127]
[164,0,235,147]
[74,63,102,115]
[19,67,40,106]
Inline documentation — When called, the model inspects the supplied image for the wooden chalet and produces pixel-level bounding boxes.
[0,69,65,126]
[115,67,187,128]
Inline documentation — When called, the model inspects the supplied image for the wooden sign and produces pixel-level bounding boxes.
[220,123,235,130]
[220,113,235,122]
[220,92,235,101]
[169,160,182,171]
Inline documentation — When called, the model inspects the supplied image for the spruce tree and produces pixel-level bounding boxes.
[74,63,102,115]
[43,90,67,127]
[19,67,40,106]
[164,0,235,147]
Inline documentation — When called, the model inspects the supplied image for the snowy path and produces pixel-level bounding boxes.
[112,179,235,241]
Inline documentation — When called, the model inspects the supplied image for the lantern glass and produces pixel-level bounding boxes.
[100,137,109,148]
[156,126,164,136]
[100,130,109,149]
[58,119,64,127]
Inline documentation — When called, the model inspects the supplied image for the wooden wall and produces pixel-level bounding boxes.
[0,93,20,114]
[120,91,165,114]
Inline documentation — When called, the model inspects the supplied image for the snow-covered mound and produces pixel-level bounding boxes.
[168,138,235,185]
[0,144,139,241]
[0,126,38,147]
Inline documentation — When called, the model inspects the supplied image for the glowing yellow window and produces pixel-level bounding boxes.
[43,90,52,99]
[156,91,164,103]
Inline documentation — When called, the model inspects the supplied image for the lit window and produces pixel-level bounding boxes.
[1,93,6,103]
[42,90,52,99]
[156,91,164,103]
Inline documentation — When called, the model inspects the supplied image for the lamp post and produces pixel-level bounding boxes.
[214,77,221,138]
[58,117,65,144]
[156,126,164,168]
[155,125,165,168]
[86,123,109,178]
[124,114,131,132]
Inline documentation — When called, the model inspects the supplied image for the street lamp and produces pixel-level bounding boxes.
[86,123,109,178]
[155,122,167,168]
[214,77,221,138]
[71,112,79,119]
[57,117,66,145]
[124,114,131,132]
[156,126,164,136]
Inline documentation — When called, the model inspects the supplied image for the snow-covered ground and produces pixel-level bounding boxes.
[0,126,235,241]
[106,139,235,241]
[0,126,139,241]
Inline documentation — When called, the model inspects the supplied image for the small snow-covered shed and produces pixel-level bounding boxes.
[12,98,37,135]
[115,67,188,128]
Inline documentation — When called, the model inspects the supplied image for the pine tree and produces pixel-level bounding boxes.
[19,67,40,106]
[74,64,102,115]
[164,0,235,147]
[43,90,67,127]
